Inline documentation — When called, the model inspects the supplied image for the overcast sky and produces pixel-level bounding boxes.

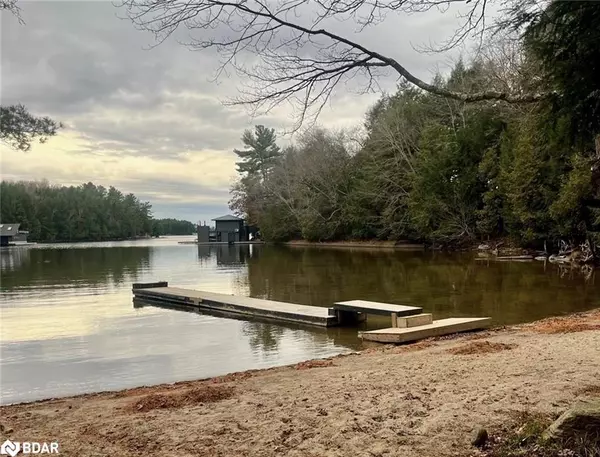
[1,1,468,223]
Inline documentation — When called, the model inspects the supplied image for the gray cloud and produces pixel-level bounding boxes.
[124,179,232,221]
[127,177,231,201]
[1,0,467,219]
[150,202,230,223]
[2,1,295,155]
[2,1,464,117]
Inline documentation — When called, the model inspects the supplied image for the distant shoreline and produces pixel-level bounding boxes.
[178,239,426,249]
[22,235,196,245]
[284,240,425,249]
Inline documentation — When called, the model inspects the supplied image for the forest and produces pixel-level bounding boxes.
[152,218,196,236]
[0,181,194,242]
[229,1,600,252]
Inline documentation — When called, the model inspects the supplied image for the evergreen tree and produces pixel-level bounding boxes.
[0,104,62,152]
[233,125,282,180]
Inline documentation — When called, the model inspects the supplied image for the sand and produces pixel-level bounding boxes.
[1,310,600,457]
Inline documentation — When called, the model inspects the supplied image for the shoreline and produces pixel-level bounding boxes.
[1,309,599,456]
[10,235,195,245]
[284,239,426,249]
[178,240,265,245]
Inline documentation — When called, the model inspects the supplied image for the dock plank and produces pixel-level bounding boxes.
[333,300,422,316]
[359,317,491,343]
[133,287,337,327]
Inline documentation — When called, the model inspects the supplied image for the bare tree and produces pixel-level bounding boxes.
[118,0,548,126]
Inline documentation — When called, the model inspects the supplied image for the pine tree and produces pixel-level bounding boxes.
[233,125,282,181]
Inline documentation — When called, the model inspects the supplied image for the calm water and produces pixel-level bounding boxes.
[1,237,599,404]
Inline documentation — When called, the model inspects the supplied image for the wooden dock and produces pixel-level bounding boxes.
[132,282,491,342]
[133,285,338,327]
[359,317,492,343]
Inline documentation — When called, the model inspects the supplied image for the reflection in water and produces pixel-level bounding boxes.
[198,244,252,266]
[0,245,150,290]
[245,246,600,326]
[1,239,599,404]
[197,245,212,261]
[1,247,29,271]
[242,322,285,353]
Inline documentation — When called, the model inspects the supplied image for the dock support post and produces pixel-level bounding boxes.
[391,312,398,328]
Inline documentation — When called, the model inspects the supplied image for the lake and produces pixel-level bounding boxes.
[1,237,599,404]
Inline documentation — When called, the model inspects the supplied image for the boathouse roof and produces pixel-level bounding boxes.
[0,223,20,236]
[211,215,243,221]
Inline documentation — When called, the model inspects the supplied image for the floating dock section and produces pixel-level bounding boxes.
[358,317,492,343]
[132,282,491,342]
[133,284,337,327]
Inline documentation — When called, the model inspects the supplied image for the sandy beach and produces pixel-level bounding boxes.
[1,310,599,457]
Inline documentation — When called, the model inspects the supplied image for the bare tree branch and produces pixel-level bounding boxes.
[1,0,24,24]
[118,0,550,126]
